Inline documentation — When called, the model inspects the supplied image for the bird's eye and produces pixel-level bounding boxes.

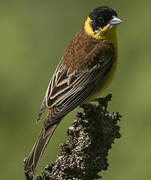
[98,17,104,24]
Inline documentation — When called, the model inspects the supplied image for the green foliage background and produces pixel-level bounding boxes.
[0,0,151,179]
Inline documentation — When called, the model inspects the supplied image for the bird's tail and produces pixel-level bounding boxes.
[24,123,59,174]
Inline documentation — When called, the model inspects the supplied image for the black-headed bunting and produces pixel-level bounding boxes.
[24,6,122,174]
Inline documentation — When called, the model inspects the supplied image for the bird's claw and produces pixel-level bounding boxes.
[91,94,112,111]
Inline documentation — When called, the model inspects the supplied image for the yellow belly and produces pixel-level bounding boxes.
[85,57,118,102]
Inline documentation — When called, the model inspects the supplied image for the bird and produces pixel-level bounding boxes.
[24,6,122,174]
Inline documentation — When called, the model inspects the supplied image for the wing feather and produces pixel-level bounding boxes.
[43,55,114,128]
[37,41,115,126]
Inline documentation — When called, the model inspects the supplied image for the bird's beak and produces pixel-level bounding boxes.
[109,16,122,25]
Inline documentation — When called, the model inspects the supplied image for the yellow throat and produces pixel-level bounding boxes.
[84,17,119,101]
[84,17,118,50]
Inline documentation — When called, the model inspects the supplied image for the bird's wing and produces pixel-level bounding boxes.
[43,53,114,128]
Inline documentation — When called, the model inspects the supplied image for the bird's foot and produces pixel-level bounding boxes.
[91,94,112,111]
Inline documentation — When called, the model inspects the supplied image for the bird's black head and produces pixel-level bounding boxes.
[89,6,119,31]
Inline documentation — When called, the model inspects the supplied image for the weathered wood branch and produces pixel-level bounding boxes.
[24,94,121,180]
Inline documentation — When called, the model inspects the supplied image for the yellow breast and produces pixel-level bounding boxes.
[86,57,118,102]
[84,17,118,101]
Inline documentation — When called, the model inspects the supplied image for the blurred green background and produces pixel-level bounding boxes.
[1,0,151,179]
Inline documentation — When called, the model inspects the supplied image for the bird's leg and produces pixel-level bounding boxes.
[91,94,112,111]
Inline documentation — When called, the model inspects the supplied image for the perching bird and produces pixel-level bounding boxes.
[24,6,122,174]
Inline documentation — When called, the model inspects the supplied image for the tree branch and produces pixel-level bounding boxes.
[24,94,121,180]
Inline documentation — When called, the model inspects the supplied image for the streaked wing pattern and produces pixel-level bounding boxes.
[44,55,113,128]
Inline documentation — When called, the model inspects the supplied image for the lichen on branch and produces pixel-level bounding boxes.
[24,94,121,180]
